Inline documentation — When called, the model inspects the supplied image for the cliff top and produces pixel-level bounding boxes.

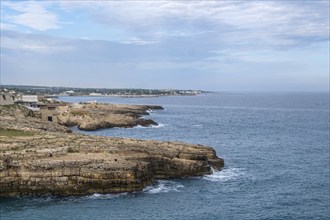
[0,104,224,196]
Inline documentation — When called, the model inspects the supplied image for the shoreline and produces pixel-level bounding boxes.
[55,103,164,131]
[0,104,224,196]
[59,93,202,98]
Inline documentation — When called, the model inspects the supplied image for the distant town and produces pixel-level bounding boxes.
[0,85,206,122]
[0,84,206,112]
[1,85,205,98]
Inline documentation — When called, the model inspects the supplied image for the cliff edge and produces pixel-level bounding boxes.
[56,103,163,130]
[0,104,224,196]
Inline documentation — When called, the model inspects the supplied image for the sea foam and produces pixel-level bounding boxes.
[85,192,128,200]
[143,180,184,194]
[150,123,165,128]
[135,123,166,129]
[202,167,245,182]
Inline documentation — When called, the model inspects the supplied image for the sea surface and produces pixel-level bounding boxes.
[1,92,329,219]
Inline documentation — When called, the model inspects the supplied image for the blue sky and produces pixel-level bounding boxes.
[0,0,329,91]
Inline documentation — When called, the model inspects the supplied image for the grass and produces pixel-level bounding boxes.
[71,109,89,116]
[0,127,35,137]
[67,146,79,153]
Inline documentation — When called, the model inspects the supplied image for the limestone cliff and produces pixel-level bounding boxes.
[0,104,224,196]
[0,132,224,196]
[56,103,162,131]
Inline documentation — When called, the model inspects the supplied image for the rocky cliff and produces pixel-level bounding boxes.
[56,103,163,131]
[0,104,224,196]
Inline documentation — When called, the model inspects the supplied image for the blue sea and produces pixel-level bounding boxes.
[1,92,329,219]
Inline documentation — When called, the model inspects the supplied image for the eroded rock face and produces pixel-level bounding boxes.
[57,103,162,131]
[0,105,71,133]
[0,104,224,196]
[0,133,224,196]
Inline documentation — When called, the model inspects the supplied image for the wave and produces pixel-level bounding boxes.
[84,192,128,200]
[202,167,245,182]
[135,123,166,129]
[146,109,153,115]
[150,123,165,128]
[143,180,184,194]
[15,195,56,202]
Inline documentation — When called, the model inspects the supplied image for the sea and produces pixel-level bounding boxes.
[1,92,329,220]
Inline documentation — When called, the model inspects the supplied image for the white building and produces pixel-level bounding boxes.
[16,95,39,110]
[22,95,38,103]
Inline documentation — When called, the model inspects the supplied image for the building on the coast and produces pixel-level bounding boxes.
[0,92,15,105]
[15,95,39,110]
[89,92,102,96]
[39,103,66,122]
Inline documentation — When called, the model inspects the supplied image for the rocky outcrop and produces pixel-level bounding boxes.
[0,104,224,196]
[56,103,163,131]
[0,104,71,133]
[0,133,224,196]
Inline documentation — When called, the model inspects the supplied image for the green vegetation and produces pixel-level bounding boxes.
[67,146,79,153]
[0,127,35,137]
[71,109,88,116]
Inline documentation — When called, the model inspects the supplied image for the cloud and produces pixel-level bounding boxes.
[2,1,60,31]
[0,22,17,30]
[122,37,160,45]
[1,1,328,91]
[1,31,74,54]
[58,1,329,47]
[3,1,328,48]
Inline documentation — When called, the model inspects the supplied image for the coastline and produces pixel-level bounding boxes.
[0,104,224,196]
[55,103,164,131]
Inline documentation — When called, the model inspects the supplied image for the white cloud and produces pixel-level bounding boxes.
[0,22,17,30]
[4,1,327,47]
[1,1,328,91]
[122,37,160,45]
[2,1,60,31]
[1,36,74,54]
[58,1,329,45]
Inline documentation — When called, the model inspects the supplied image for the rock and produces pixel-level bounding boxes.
[0,104,224,196]
[57,103,163,131]
[0,105,71,133]
[136,119,158,127]
[0,104,35,117]
[0,133,224,196]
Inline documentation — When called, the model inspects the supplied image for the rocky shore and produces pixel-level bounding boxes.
[56,103,163,130]
[0,104,224,196]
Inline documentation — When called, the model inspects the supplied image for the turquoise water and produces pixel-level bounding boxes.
[1,92,329,219]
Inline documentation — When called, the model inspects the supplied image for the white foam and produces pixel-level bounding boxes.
[85,192,128,200]
[146,109,153,115]
[27,195,55,202]
[202,167,245,182]
[150,123,165,128]
[135,123,166,129]
[143,180,184,194]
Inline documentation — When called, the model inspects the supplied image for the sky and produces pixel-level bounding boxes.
[0,0,329,91]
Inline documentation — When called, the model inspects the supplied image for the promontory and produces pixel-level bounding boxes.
[0,104,224,196]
